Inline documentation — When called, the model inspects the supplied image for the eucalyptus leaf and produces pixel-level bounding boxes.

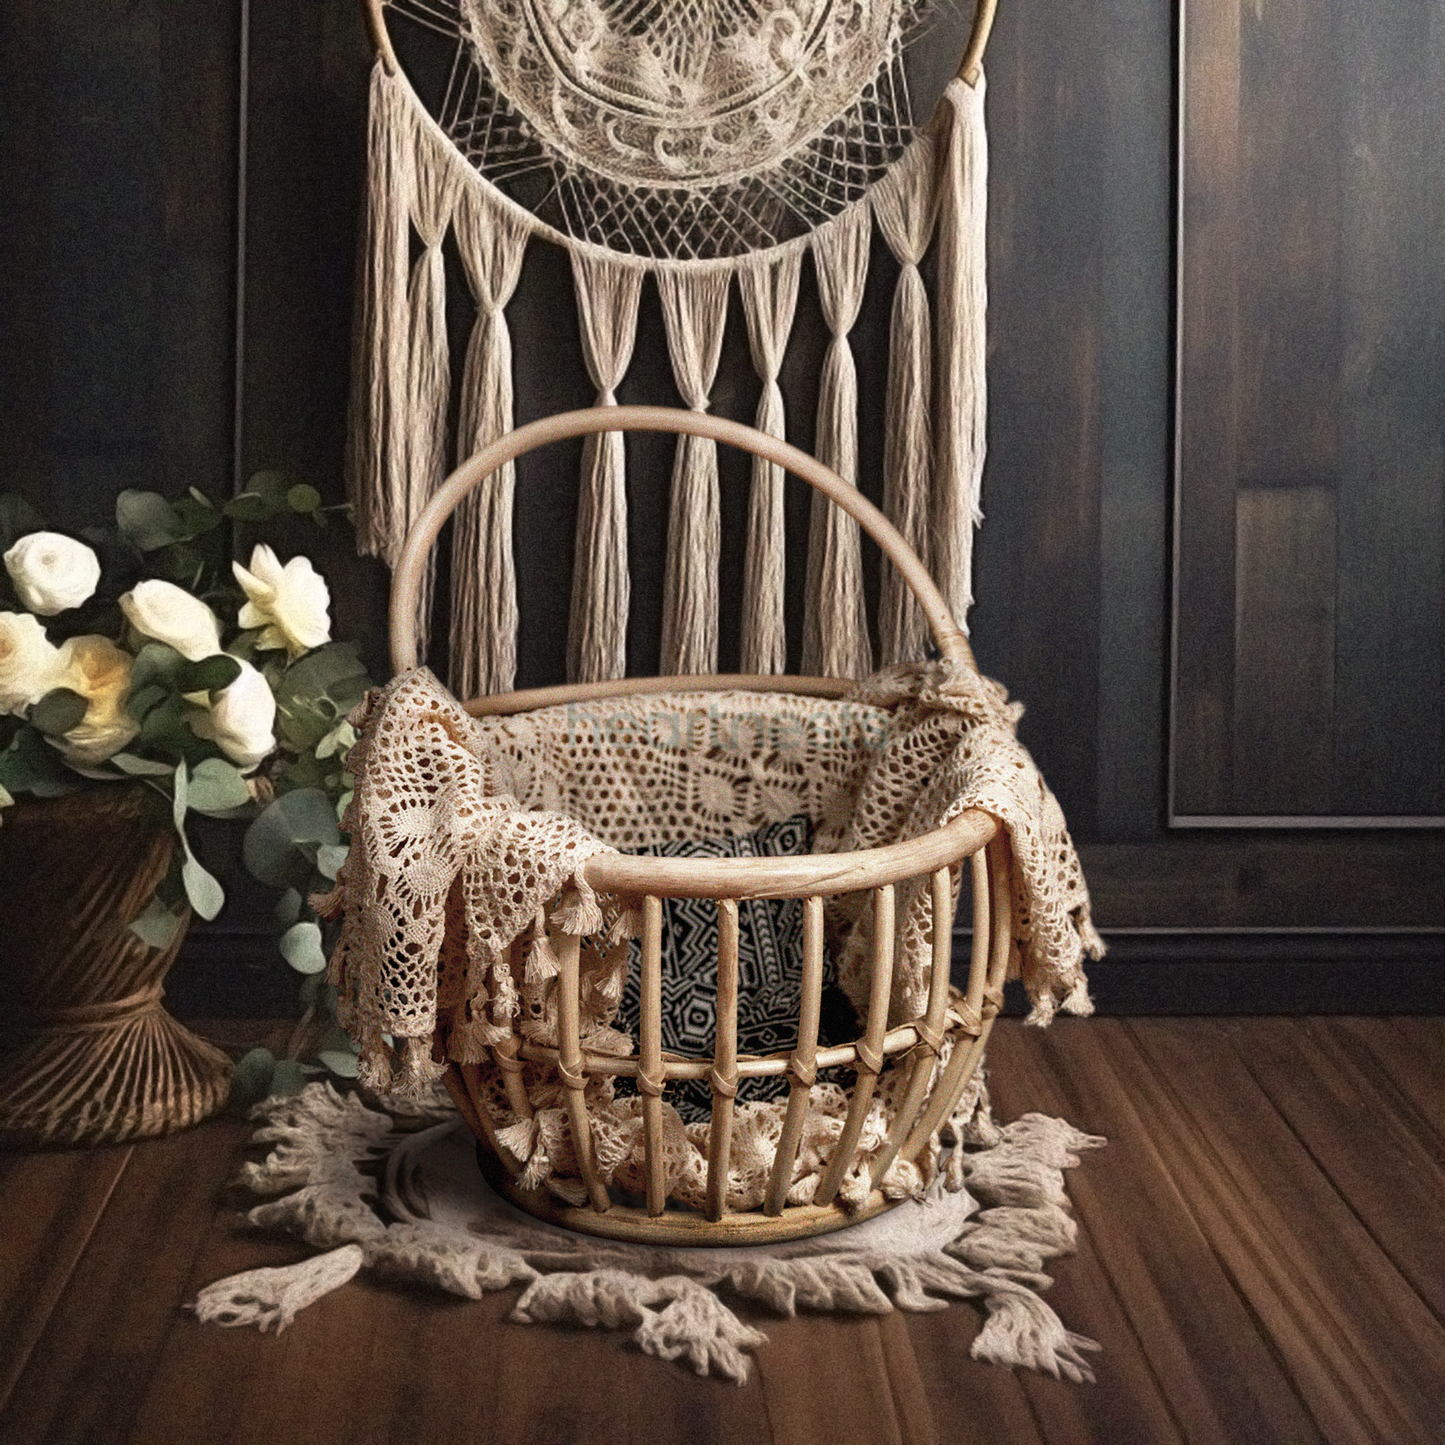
[171,758,190,826]
[279,920,327,974]
[170,493,223,537]
[109,752,177,777]
[249,470,293,505]
[287,484,322,515]
[316,843,349,881]
[230,1047,278,1107]
[186,757,253,814]
[298,974,338,1011]
[273,643,371,751]
[0,781,14,809]
[315,720,357,761]
[224,493,273,524]
[129,896,187,951]
[174,654,242,696]
[126,683,171,723]
[139,694,196,756]
[269,1059,307,1096]
[274,887,304,927]
[29,688,89,738]
[128,642,188,693]
[180,849,225,920]
[0,729,82,796]
[116,490,183,550]
[317,1048,360,1079]
[243,787,339,889]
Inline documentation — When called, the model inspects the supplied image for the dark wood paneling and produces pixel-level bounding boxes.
[1232,486,1335,813]
[971,0,1108,838]
[1173,0,1445,821]
[0,2,239,517]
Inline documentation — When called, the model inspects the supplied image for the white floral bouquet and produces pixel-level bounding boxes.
[0,479,375,1084]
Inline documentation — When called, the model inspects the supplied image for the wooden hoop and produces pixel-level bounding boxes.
[365,0,1001,89]
[390,404,974,677]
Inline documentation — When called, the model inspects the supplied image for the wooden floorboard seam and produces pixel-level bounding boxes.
[1120,1023,1438,1445]
[0,1145,135,1418]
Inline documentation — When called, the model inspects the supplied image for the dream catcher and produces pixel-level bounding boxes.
[349,0,993,695]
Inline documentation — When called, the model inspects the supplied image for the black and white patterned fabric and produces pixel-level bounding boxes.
[615,815,858,1121]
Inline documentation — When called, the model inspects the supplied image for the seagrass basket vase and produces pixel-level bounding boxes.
[388,406,1013,1245]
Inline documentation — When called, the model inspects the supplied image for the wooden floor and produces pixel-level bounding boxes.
[1,1016,1441,1445]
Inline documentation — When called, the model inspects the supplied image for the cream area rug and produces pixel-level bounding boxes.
[192,1084,1104,1385]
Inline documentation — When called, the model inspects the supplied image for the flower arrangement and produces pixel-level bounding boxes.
[0,477,376,1088]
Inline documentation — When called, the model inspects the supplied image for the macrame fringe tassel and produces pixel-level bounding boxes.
[873,135,939,663]
[552,883,605,938]
[658,268,730,676]
[346,62,413,565]
[738,252,802,675]
[191,1245,366,1335]
[450,187,528,697]
[568,254,643,683]
[932,76,989,629]
[802,206,872,679]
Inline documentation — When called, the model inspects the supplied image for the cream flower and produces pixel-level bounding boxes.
[0,611,64,715]
[120,579,222,662]
[233,545,330,658]
[4,532,102,615]
[191,659,276,770]
[51,635,140,766]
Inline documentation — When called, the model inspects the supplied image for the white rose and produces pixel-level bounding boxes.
[51,635,140,766]
[120,579,222,662]
[4,532,102,615]
[0,611,64,714]
[233,544,331,658]
[191,659,276,770]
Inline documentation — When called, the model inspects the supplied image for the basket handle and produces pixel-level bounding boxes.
[389,405,974,678]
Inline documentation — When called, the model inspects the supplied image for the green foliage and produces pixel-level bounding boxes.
[0,727,81,798]
[28,688,89,738]
[274,643,371,751]
[243,787,340,890]
[6,475,372,1086]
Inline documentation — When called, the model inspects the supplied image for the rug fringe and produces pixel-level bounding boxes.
[193,1085,1103,1382]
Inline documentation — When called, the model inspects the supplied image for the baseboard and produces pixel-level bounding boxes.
[962,929,1445,1016]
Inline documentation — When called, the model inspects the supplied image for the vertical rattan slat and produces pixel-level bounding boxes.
[814,884,897,1207]
[639,894,667,1215]
[764,894,826,1215]
[900,840,1013,1161]
[868,867,957,1187]
[556,931,611,1213]
[705,898,741,1222]
[960,848,993,1027]
[489,942,536,1126]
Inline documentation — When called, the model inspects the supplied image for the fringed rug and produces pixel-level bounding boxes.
[192,1084,1104,1385]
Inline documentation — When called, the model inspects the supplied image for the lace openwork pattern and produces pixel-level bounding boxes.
[389,0,933,257]
[324,662,1100,1208]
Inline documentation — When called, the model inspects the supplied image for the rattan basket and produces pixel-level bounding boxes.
[389,406,1013,1245]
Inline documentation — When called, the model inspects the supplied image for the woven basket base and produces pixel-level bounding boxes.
[475,1137,899,1247]
[0,1004,233,1149]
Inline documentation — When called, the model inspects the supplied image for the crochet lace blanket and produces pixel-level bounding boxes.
[324,662,1100,1205]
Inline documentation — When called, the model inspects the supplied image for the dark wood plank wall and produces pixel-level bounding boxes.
[0,1,1440,1013]
[1173,0,1445,822]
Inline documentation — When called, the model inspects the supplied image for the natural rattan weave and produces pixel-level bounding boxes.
[362,406,1079,1245]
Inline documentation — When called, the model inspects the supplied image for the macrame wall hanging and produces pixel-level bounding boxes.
[348,0,991,695]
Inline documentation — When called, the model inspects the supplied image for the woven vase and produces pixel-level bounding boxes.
[0,785,233,1148]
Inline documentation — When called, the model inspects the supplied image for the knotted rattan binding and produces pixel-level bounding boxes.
[384,406,1014,1245]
